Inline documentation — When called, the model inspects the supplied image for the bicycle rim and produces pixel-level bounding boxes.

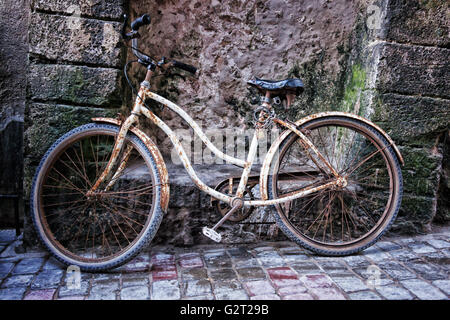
[270,117,402,252]
[33,125,158,264]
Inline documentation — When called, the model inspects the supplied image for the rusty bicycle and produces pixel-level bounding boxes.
[30,14,403,271]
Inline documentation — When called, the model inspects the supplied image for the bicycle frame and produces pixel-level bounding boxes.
[89,71,345,207]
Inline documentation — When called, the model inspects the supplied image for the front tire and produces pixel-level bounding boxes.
[30,123,164,271]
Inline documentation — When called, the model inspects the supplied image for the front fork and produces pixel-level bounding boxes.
[87,84,148,195]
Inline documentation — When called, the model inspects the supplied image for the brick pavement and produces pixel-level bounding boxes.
[0,229,448,300]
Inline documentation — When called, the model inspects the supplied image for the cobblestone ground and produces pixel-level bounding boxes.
[0,229,449,300]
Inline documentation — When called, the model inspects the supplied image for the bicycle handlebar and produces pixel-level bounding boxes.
[131,14,151,31]
[171,60,197,75]
[122,13,197,76]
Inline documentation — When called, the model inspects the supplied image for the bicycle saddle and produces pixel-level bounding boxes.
[247,77,304,95]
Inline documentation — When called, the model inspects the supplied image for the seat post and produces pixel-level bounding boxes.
[261,91,271,107]
[286,93,295,108]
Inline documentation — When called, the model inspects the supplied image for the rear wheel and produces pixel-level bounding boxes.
[30,123,164,271]
[269,117,402,256]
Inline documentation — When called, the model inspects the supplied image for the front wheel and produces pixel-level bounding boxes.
[269,116,403,256]
[30,123,164,271]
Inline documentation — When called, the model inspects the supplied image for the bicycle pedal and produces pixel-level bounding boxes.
[202,227,222,243]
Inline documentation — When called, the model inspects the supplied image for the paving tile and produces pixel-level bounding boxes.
[88,280,119,300]
[181,294,214,300]
[291,261,322,274]
[401,279,447,300]
[282,293,314,300]
[300,274,335,289]
[227,247,252,258]
[117,254,150,273]
[281,251,310,263]
[376,261,416,280]
[24,288,56,300]
[42,258,65,271]
[152,279,180,300]
[0,287,27,300]
[213,279,243,294]
[204,253,233,269]
[58,281,89,297]
[236,266,266,281]
[120,285,150,300]
[244,280,275,296]
[151,253,175,265]
[250,293,280,300]
[407,242,437,254]
[234,257,260,268]
[420,252,450,271]
[209,268,238,282]
[151,261,177,281]
[256,251,285,266]
[92,273,119,281]
[57,296,85,300]
[215,290,249,300]
[432,280,450,295]
[183,279,212,297]
[405,260,447,281]
[342,255,370,268]
[267,267,300,288]
[152,267,177,281]
[316,261,349,274]
[375,241,402,252]
[1,274,34,288]
[181,267,208,281]
[363,247,391,262]
[309,287,346,300]
[426,239,450,249]
[332,276,369,293]
[31,270,64,289]
[121,276,149,288]
[277,284,308,297]
[388,249,419,262]
[376,284,414,300]
[348,290,382,300]
[0,262,15,276]
[352,266,393,287]
[178,253,203,268]
[11,258,45,275]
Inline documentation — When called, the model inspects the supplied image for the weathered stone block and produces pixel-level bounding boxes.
[384,0,449,47]
[23,103,117,200]
[372,94,450,144]
[29,12,123,67]
[392,194,437,234]
[399,145,443,197]
[376,43,450,98]
[29,64,123,107]
[31,0,125,20]
[24,103,118,161]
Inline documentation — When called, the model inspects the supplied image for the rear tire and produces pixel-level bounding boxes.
[268,116,402,256]
[30,123,164,271]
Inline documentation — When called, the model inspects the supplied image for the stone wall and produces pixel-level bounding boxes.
[22,0,128,244]
[367,0,450,233]
[0,0,29,227]
[10,0,449,245]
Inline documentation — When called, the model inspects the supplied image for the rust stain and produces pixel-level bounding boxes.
[91,117,170,212]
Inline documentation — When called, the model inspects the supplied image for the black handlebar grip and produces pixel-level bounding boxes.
[172,60,197,75]
[131,14,151,31]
